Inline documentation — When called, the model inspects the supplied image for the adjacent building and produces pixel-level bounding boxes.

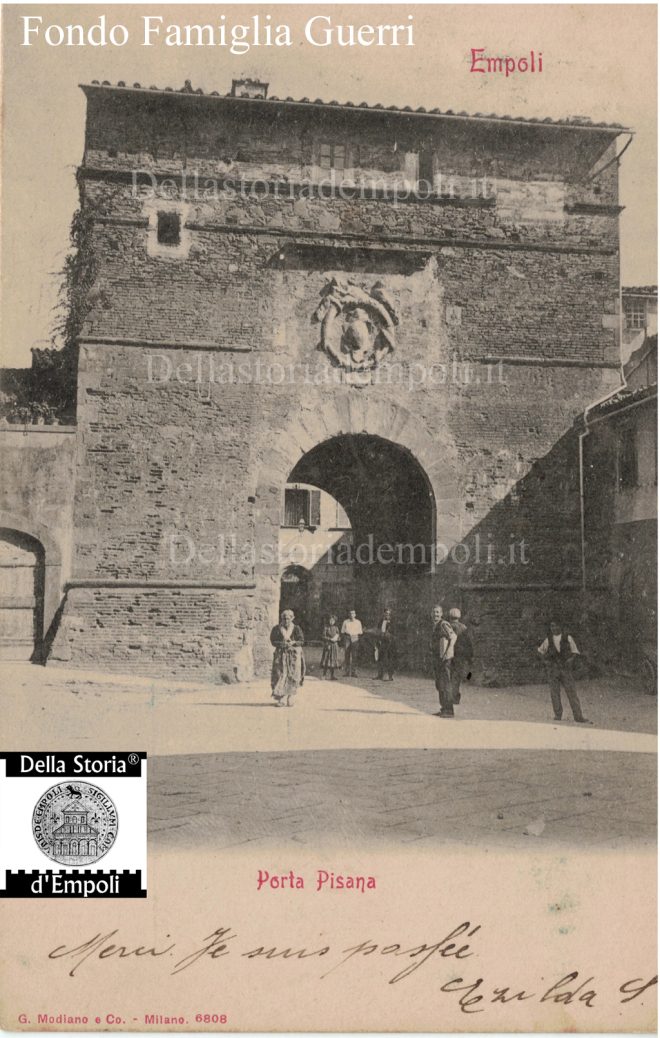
[582,322,657,678]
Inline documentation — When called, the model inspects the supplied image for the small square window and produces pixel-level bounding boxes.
[157,212,181,247]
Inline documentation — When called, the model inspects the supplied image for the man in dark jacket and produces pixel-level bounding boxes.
[448,608,473,705]
[376,608,397,681]
[537,620,593,724]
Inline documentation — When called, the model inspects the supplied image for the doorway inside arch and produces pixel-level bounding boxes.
[279,564,311,635]
[280,434,436,669]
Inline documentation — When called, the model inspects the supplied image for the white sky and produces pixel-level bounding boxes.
[1,2,657,367]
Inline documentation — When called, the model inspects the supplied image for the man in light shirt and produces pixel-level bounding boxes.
[341,609,363,677]
[537,620,592,724]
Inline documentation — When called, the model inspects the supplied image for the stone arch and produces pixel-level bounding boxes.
[251,397,463,676]
[0,509,62,640]
[254,397,462,552]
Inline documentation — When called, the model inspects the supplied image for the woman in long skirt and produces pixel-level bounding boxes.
[321,614,340,680]
[270,609,305,707]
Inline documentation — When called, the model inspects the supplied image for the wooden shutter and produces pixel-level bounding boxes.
[310,490,321,527]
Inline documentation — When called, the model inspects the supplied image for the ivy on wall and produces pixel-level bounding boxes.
[1,188,103,425]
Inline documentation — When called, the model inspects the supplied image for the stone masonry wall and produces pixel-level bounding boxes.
[0,429,76,571]
[50,87,623,679]
[0,427,77,640]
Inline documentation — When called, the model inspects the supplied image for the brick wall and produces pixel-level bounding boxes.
[49,585,258,679]
[80,195,619,363]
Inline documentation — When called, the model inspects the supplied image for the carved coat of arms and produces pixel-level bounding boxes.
[313,278,398,373]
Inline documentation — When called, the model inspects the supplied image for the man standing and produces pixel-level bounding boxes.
[430,605,457,717]
[376,607,397,681]
[448,607,473,705]
[341,608,363,677]
[537,620,593,724]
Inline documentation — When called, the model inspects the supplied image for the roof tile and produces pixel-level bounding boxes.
[81,80,628,131]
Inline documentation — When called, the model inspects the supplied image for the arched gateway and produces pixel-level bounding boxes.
[253,399,461,673]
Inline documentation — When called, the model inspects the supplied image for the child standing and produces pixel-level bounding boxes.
[321,615,341,680]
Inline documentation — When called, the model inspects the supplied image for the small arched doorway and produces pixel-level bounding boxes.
[278,564,311,636]
[0,529,45,661]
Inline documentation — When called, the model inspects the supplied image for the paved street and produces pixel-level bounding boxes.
[1,660,656,851]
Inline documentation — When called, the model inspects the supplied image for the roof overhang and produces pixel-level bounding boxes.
[79,82,630,137]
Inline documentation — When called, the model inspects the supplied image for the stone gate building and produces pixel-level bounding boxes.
[1,77,629,681]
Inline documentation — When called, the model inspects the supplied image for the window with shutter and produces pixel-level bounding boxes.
[284,488,309,527]
[318,143,346,172]
[335,501,351,528]
[310,490,321,527]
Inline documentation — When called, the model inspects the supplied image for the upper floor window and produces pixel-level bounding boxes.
[624,297,647,330]
[319,143,346,173]
[283,487,321,528]
[146,202,191,260]
[617,425,638,489]
[157,211,181,247]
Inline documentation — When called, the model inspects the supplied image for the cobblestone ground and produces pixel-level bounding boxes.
[149,745,656,851]
[2,660,656,851]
